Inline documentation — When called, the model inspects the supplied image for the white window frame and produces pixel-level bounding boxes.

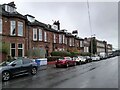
[69,38,72,46]
[72,38,74,46]
[44,31,47,42]
[59,34,62,44]
[33,28,37,41]
[10,20,16,36]
[54,34,56,43]
[80,41,83,47]
[0,18,2,34]
[39,29,42,41]
[18,21,23,36]
[10,43,16,57]
[63,35,65,44]
[18,43,24,57]
[65,38,67,45]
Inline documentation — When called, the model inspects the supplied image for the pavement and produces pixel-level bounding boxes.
[2,56,118,88]
[37,61,55,71]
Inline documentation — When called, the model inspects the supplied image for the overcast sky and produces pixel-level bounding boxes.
[0,0,118,49]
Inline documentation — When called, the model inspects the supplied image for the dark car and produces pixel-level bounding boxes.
[55,57,76,68]
[84,56,92,63]
[0,58,38,81]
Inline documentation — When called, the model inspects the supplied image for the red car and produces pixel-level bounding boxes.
[55,57,76,68]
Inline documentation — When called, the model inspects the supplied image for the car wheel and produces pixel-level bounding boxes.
[2,71,11,81]
[74,62,76,66]
[31,67,37,75]
[56,65,59,68]
[65,63,69,68]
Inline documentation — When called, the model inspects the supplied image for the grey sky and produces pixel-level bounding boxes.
[0,1,118,49]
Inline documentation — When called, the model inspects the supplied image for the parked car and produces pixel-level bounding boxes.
[84,56,92,63]
[91,55,100,61]
[0,58,38,81]
[78,56,86,64]
[55,57,76,68]
[72,56,81,65]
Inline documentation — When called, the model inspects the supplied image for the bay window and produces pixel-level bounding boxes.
[10,21,16,36]
[33,28,37,41]
[39,29,42,41]
[18,21,23,36]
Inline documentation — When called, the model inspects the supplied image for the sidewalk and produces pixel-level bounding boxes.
[38,61,55,71]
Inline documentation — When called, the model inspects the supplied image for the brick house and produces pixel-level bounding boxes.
[0,2,113,61]
[1,2,27,61]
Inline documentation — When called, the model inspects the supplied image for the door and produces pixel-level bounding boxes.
[22,59,32,73]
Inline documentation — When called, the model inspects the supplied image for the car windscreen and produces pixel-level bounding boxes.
[58,57,64,60]
[0,60,14,66]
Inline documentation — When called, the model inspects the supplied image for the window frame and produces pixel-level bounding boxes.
[10,20,16,36]
[18,21,23,36]
[53,34,56,43]
[39,29,42,41]
[0,18,2,34]
[18,43,24,57]
[10,43,16,57]
[44,31,47,42]
[33,28,37,41]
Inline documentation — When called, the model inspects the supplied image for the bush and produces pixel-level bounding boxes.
[27,48,46,58]
[51,51,71,57]
[79,52,91,56]
[47,56,61,61]
[0,42,10,55]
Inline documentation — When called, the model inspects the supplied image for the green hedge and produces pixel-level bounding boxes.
[47,56,61,62]
[51,51,71,57]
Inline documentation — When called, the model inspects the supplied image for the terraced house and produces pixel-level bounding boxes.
[0,2,84,60]
[0,2,113,62]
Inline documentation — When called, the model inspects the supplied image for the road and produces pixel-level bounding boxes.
[2,56,118,88]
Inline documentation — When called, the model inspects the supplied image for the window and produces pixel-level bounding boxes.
[65,38,67,45]
[44,31,47,42]
[18,44,24,57]
[18,21,23,36]
[33,28,37,41]
[23,59,31,64]
[0,18,2,33]
[72,38,74,46]
[69,38,72,46]
[54,34,56,43]
[13,60,23,65]
[63,35,65,43]
[10,43,16,57]
[80,41,83,47]
[59,34,62,44]
[39,29,42,41]
[10,21,16,36]
[5,5,16,13]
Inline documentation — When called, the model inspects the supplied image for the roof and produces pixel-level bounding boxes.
[1,5,26,20]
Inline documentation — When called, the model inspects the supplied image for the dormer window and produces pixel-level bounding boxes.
[26,14,35,23]
[5,5,16,13]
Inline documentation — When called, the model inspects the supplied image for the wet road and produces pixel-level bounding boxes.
[2,56,118,88]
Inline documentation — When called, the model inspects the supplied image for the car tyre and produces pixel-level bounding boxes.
[2,71,11,81]
[74,62,77,66]
[31,67,37,75]
[65,63,69,68]
[56,65,59,68]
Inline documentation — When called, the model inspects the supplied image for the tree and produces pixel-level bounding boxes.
[89,38,97,54]
[0,42,10,55]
